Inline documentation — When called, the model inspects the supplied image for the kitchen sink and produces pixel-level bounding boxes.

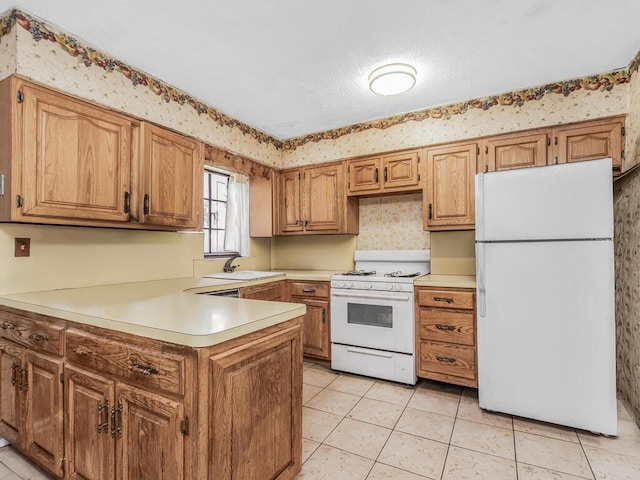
[204,271,285,281]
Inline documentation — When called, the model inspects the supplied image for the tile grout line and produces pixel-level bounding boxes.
[438,390,463,480]
[576,431,598,480]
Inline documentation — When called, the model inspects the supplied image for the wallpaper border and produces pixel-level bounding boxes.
[1,8,639,153]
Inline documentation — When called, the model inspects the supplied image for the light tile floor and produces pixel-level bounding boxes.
[297,361,640,480]
[1,361,639,480]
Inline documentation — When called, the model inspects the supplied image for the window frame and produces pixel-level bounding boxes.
[203,167,238,258]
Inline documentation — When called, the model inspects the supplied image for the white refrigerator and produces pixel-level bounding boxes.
[475,157,617,435]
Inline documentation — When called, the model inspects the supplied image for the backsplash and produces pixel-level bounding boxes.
[357,194,428,250]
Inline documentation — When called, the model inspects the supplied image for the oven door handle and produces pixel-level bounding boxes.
[331,291,411,302]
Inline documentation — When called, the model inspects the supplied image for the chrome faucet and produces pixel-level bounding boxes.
[223,254,240,273]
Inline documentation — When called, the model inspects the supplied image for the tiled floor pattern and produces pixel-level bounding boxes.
[297,361,640,480]
[0,361,639,480]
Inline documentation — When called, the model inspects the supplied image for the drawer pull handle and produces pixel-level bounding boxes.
[29,332,48,342]
[435,324,456,331]
[75,347,93,356]
[436,355,457,364]
[129,360,159,376]
[433,296,454,304]
[302,288,316,293]
[18,367,28,390]
[1,321,14,330]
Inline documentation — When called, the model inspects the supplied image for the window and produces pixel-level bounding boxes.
[203,169,231,256]
[203,168,250,257]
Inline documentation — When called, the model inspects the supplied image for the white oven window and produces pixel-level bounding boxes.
[347,303,393,328]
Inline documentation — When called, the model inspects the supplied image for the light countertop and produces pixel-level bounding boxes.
[0,277,305,348]
[414,274,477,289]
[272,270,341,281]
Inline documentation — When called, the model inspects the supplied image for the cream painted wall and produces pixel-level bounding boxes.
[430,231,475,276]
[0,224,203,295]
[271,235,356,271]
[193,238,272,276]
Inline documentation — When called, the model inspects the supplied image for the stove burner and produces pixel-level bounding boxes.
[384,271,422,278]
[341,270,376,276]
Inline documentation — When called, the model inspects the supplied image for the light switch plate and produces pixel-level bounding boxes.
[15,238,30,257]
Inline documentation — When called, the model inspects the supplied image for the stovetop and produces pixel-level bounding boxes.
[332,249,430,291]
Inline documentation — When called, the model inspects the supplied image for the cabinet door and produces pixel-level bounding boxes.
[554,119,623,169]
[278,170,303,233]
[116,383,185,480]
[382,150,420,191]
[424,143,476,230]
[22,350,64,477]
[303,164,342,232]
[140,123,203,229]
[0,339,22,444]
[209,324,302,480]
[296,298,330,360]
[346,157,382,195]
[65,365,115,480]
[20,84,132,222]
[484,132,548,172]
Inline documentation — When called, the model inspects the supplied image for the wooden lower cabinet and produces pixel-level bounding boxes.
[0,339,64,477]
[415,287,477,388]
[0,305,303,480]
[208,324,302,480]
[240,280,285,301]
[288,281,330,361]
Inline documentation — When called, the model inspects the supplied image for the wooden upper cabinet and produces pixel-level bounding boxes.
[139,123,203,229]
[19,82,133,222]
[303,163,342,232]
[277,162,358,235]
[423,143,477,231]
[278,169,303,233]
[346,149,421,196]
[346,156,381,194]
[552,117,624,170]
[483,131,548,172]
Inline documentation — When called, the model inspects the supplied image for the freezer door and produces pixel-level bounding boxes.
[475,158,613,241]
[477,240,617,435]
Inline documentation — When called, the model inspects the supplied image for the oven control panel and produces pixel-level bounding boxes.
[331,280,415,292]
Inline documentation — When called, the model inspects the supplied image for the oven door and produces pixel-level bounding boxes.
[330,289,415,354]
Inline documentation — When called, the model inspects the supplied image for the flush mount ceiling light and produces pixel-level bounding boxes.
[368,63,417,96]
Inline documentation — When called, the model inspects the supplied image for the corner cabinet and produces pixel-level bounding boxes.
[423,142,477,231]
[0,76,203,231]
[346,149,421,196]
[415,287,477,388]
[277,162,358,235]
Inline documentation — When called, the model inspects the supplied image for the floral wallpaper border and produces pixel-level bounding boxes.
[1,8,640,153]
[0,9,284,150]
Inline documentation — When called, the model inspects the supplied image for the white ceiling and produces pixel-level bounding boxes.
[3,1,640,140]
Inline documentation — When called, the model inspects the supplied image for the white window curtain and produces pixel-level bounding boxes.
[224,172,250,257]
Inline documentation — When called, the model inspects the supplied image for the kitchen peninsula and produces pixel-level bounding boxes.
[0,277,305,480]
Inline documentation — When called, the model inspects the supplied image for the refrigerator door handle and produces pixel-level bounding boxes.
[475,173,485,241]
[477,242,486,317]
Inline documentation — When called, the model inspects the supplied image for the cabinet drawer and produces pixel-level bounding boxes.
[65,329,185,396]
[418,289,474,310]
[0,310,64,356]
[419,341,475,380]
[289,281,329,298]
[418,309,474,346]
[240,281,284,301]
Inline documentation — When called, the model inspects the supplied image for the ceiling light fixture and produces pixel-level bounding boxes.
[368,63,417,96]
